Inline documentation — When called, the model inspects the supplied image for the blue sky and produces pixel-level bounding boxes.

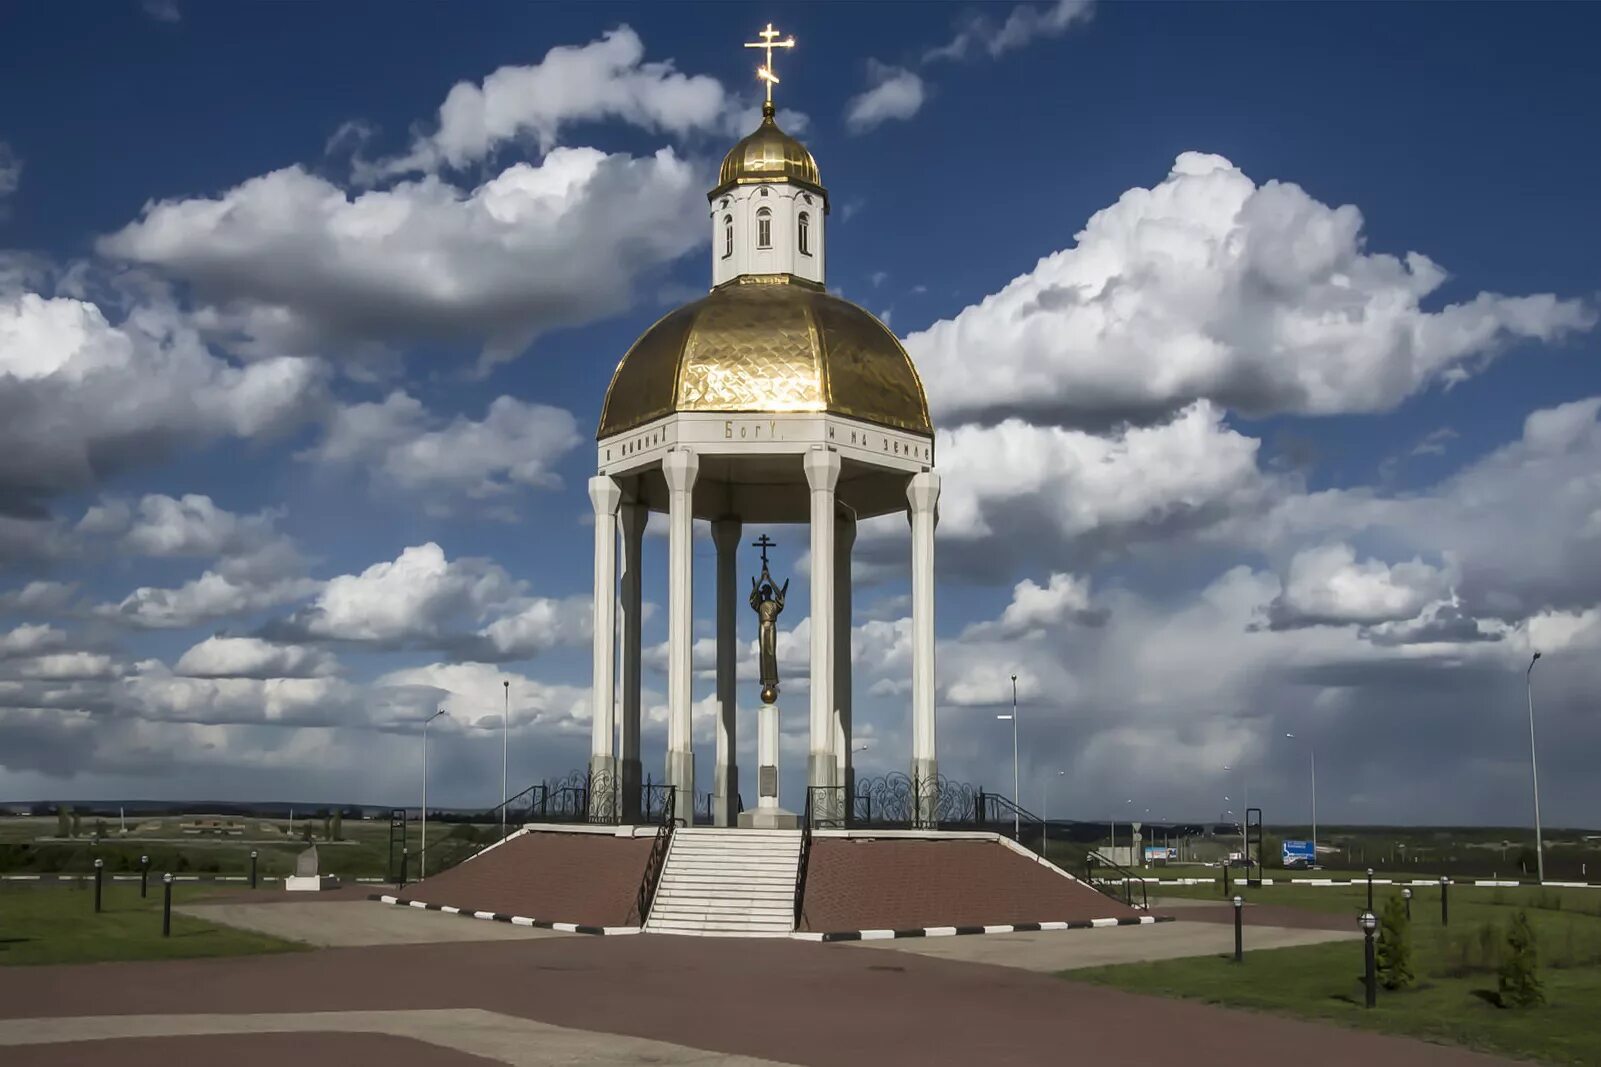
[2,1,1599,826]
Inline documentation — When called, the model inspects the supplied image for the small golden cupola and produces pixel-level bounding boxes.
[713,101,823,194]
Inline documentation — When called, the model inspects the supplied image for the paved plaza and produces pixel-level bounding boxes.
[0,897,1513,1066]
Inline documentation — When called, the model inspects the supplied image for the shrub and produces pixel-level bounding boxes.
[56,806,70,838]
[1377,894,1416,990]
[1497,911,1546,1008]
[330,810,343,841]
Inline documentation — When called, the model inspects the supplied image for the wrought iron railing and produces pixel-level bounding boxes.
[630,786,679,925]
[796,786,822,928]
[850,773,976,829]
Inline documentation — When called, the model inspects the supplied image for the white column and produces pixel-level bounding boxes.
[588,475,622,821]
[907,470,940,823]
[834,511,856,805]
[662,450,699,815]
[711,517,742,827]
[804,448,841,790]
[619,500,646,823]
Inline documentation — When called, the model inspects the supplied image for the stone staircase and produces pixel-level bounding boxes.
[643,827,801,937]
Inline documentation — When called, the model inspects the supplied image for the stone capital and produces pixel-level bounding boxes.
[662,448,700,493]
[710,515,742,553]
[803,446,841,492]
[588,474,622,516]
[906,469,941,516]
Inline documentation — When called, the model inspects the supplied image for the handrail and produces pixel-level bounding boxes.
[485,783,547,838]
[976,790,1046,839]
[795,787,816,929]
[1086,850,1150,911]
[631,785,678,925]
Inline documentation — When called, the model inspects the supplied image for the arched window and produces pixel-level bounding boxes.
[723,214,733,258]
[756,207,772,249]
[798,211,811,256]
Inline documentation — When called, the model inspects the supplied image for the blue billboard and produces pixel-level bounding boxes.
[1282,840,1315,868]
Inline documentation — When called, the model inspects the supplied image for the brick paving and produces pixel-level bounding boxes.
[398,831,652,927]
[799,837,1139,930]
[0,929,1511,1065]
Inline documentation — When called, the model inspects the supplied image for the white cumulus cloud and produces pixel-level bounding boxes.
[305,392,581,508]
[906,152,1592,425]
[845,65,926,133]
[100,149,705,371]
[174,636,339,679]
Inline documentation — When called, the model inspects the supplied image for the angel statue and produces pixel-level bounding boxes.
[748,535,788,704]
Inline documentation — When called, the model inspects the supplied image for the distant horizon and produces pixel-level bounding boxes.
[5,799,1593,835]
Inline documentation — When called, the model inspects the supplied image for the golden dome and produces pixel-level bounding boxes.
[598,278,930,440]
[715,104,822,193]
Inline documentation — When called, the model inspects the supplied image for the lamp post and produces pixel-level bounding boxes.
[421,706,448,879]
[1224,764,1248,866]
[501,680,510,842]
[1525,652,1545,885]
[1359,910,1379,1008]
[1285,732,1317,865]
[997,674,1020,840]
[1042,769,1064,856]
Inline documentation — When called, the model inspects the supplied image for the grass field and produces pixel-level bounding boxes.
[0,814,498,881]
[1069,882,1601,1065]
[0,881,306,966]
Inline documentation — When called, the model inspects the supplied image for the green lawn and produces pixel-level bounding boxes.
[0,881,306,966]
[1069,882,1601,1065]
[0,815,495,881]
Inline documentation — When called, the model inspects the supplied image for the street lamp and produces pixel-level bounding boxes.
[501,680,510,841]
[1224,764,1248,867]
[997,673,1020,840]
[421,706,448,878]
[1043,769,1065,854]
[1526,652,1545,884]
[1285,732,1317,866]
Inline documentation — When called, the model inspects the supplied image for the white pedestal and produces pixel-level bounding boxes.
[737,699,799,828]
[284,875,340,892]
[738,807,800,829]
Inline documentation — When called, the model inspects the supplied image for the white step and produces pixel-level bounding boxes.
[643,828,804,937]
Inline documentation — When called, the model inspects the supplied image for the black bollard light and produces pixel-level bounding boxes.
[1403,886,1413,921]
[250,849,258,889]
[162,873,173,937]
[93,858,104,913]
[400,846,409,887]
[140,855,150,898]
[1440,875,1449,926]
[1359,910,1378,1008]
[1233,895,1244,963]
[1223,861,1231,898]
[1366,867,1375,912]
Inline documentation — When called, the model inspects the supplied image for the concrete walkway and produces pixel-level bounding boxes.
[0,1009,784,1065]
[178,901,572,947]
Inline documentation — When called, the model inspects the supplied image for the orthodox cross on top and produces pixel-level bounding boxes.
[744,23,796,107]
[752,533,777,569]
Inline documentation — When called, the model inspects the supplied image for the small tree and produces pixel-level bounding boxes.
[321,814,331,841]
[301,823,314,843]
[1377,893,1416,990]
[330,810,343,841]
[56,805,70,838]
[1498,911,1546,1008]
[70,810,81,838]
